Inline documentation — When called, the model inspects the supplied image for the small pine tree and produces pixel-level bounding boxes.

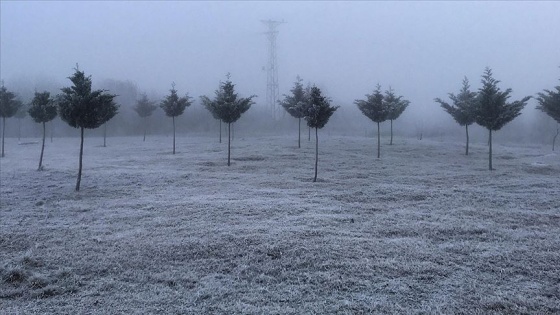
[536,79,560,151]
[200,75,256,166]
[302,86,339,182]
[435,77,478,155]
[28,91,57,170]
[473,68,530,170]
[134,93,158,141]
[385,88,410,145]
[160,83,192,154]
[58,67,119,191]
[279,76,307,148]
[355,84,389,159]
[0,83,23,157]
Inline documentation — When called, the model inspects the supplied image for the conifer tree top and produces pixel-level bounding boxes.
[303,86,339,129]
[201,76,256,124]
[58,68,119,129]
[134,93,158,118]
[160,83,192,118]
[474,67,530,131]
[355,84,388,123]
[28,91,57,124]
[435,77,477,126]
[385,88,410,121]
[536,80,560,124]
[0,83,23,118]
[279,76,307,119]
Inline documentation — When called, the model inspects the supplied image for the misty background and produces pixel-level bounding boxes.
[1,1,559,144]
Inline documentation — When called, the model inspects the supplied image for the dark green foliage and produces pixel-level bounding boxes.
[473,67,531,170]
[355,84,388,158]
[279,76,308,148]
[355,84,388,123]
[0,84,22,119]
[160,83,192,118]
[435,77,477,126]
[384,88,410,145]
[279,76,307,119]
[300,86,338,182]
[200,75,256,166]
[536,82,560,124]
[473,68,530,132]
[28,92,57,124]
[134,93,157,118]
[0,84,23,157]
[160,83,192,154]
[58,70,119,129]
[58,68,119,191]
[28,91,57,170]
[435,77,477,155]
[303,86,339,129]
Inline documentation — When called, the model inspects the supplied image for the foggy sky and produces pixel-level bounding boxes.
[1,1,559,123]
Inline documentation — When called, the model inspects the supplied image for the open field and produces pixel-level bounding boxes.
[1,134,559,314]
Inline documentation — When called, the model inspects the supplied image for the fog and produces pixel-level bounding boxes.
[1,1,559,142]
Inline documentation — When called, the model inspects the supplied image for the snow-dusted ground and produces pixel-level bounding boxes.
[1,134,559,314]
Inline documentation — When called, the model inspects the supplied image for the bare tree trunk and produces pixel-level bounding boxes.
[308,126,311,141]
[103,123,107,147]
[298,117,301,148]
[143,117,147,142]
[1,117,5,157]
[553,126,559,151]
[18,119,21,142]
[76,127,84,191]
[313,127,318,182]
[465,124,469,156]
[488,128,493,171]
[50,120,54,143]
[172,116,176,154]
[232,123,234,141]
[228,122,231,166]
[219,120,222,143]
[377,122,380,159]
[390,119,393,145]
[38,122,46,171]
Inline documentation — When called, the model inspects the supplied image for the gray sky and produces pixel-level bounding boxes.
[1,1,559,120]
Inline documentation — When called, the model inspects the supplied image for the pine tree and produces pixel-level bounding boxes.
[435,77,477,155]
[160,83,192,154]
[28,91,57,170]
[473,68,530,170]
[134,93,158,141]
[0,83,23,157]
[201,93,223,143]
[279,76,307,148]
[536,79,560,151]
[355,84,389,158]
[58,68,119,191]
[302,86,339,182]
[385,88,410,145]
[200,75,256,166]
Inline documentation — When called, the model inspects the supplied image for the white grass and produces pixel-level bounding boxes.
[1,134,559,314]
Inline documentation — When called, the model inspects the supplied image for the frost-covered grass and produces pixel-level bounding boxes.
[1,134,559,314]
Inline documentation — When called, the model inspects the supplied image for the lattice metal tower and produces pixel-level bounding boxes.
[261,19,285,120]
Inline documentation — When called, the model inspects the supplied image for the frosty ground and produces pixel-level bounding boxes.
[1,134,559,314]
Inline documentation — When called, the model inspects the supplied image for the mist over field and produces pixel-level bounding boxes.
[1,1,559,142]
[1,1,560,314]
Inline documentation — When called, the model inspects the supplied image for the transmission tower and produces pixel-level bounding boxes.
[261,19,285,120]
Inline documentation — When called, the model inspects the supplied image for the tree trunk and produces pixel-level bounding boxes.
[50,120,54,143]
[390,119,393,145]
[553,126,559,151]
[18,118,21,142]
[298,117,301,148]
[76,127,84,191]
[143,117,147,142]
[1,117,5,157]
[313,127,318,182]
[377,122,381,159]
[228,122,231,166]
[103,123,107,147]
[488,128,493,171]
[219,120,222,143]
[465,124,469,156]
[232,123,234,141]
[38,122,46,171]
[308,126,311,141]
[172,116,176,154]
